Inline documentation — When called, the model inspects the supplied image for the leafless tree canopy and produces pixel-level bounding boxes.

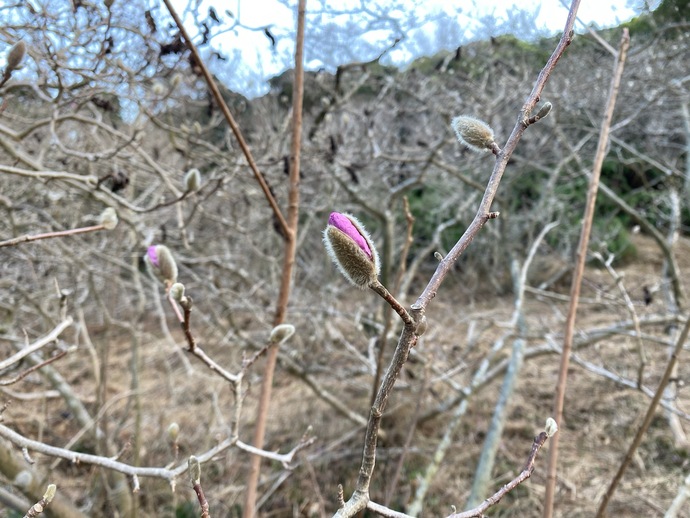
[0,0,689,516]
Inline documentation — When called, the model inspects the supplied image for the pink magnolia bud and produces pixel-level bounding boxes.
[144,244,178,285]
[323,212,380,288]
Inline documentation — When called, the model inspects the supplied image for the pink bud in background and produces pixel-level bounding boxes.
[323,212,380,288]
[147,246,159,267]
[144,244,178,285]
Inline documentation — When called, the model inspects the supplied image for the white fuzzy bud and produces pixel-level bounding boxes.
[170,283,185,302]
[6,41,26,72]
[99,207,118,230]
[43,484,57,503]
[451,115,496,152]
[152,82,166,96]
[167,422,180,442]
[188,456,201,485]
[270,324,296,344]
[184,168,201,191]
[545,417,558,437]
[536,102,552,119]
[145,245,178,285]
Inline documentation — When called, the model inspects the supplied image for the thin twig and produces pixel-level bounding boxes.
[243,2,306,516]
[448,432,551,518]
[166,295,239,383]
[594,253,647,387]
[0,224,109,248]
[189,457,210,518]
[371,200,415,406]
[22,484,56,518]
[0,351,68,386]
[0,318,72,371]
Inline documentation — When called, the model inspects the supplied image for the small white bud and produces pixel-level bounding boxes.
[6,41,26,72]
[152,82,166,96]
[270,324,296,344]
[545,417,558,437]
[536,102,552,119]
[167,422,180,442]
[415,315,428,336]
[188,456,201,485]
[170,283,185,302]
[43,484,57,503]
[451,115,496,152]
[99,207,118,230]
[184,168,201,191]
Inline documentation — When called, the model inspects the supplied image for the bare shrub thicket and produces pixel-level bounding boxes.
[0,0,689,516]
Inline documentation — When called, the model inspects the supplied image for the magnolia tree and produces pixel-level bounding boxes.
[0,0,689,517]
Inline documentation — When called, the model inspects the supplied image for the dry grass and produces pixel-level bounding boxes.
[2,234,689,517]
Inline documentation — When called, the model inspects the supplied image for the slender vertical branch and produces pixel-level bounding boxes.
[542,28,630,518]
[371,201,415,406]
[243,1,306,516]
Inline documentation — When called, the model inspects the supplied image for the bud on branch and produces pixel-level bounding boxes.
[323,212,380,288]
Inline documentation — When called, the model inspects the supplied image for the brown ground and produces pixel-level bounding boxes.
[3,233,690,517]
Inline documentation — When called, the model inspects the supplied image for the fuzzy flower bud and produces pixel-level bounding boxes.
[545,417,558,437]
[536,102,552,120]
[99,207,118,230]
[167,422,180,442]
[145,244,178,285]
[451,115,495,152]
[169,282,185,302]
[415,315,428,336]
[184,168,201,191]
[270,323,296,344]
[323,212,380,288]
[152,81,166,96]
[43,484,57,503]
[6,41,26,72]
[188,456,201,485]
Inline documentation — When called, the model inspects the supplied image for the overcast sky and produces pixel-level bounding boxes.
[173,0,653,96]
